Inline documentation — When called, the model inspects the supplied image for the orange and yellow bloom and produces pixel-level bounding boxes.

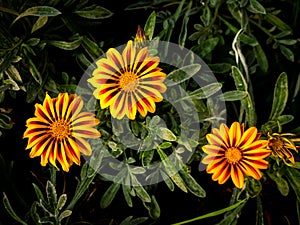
[268,132,299,166]
[23,93,100,172]
[201,122,271,188]
[88,40,167,120]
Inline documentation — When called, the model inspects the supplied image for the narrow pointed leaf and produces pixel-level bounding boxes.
[248,0,266,14]
[143,195,161,219]
[279,45,294,62]
[144,11,156,40]
[269,72,288,120]
[218,90,248,101]
[47,38,82,50]
[74,6,113,19]
[166,64,201,86]
[46,181,57,210]
[122,185,133,207]
[31,16,48,33]
[3,193,28,225]
[58,210,72,221]
[13,6,61,24]
[179,169,206,197]
[100,183,120,208]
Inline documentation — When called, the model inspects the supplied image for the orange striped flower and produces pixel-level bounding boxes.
[88,40,167,120]
[268,132,299,166]
[23,93,100,172]
[201,122,271,188]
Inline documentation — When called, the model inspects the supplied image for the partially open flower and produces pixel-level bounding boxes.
[267,132,299,166]
[201,122,271,189]
[23,93,101,172]
[135,25,147,48]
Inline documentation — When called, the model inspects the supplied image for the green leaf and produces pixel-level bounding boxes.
[141,149,155,166]
[278,39,298,45]
[285,167,300,201]
[256,196,264,225]
[13,6,61,24]
[269,72,288,120]
[166,64,201,86]
[156,127,177,141]
[30,201,41,224]
[32,183,45,202]
[208,63,232,73]
[0,113,13,129]
[119,216,148,225]
[74,6,113,19]
[248,0,266,14]
[57,194,67,211]
[47,38,82,50]
[3,193,28,225]
[133,185,151,203]
[179,1,192,48]
[144,11,156,40]
[100,182,120,208]
[58,210,72,221]
[27,56,42,84]
[31,16,48,33]
[254,43,269,72]
[6,65,22,83]
[159,142,172,149]
[277,114,294,125]
[46,181,57,210]
[130,167,146,174]
[231,66,247,92]
[172,198,247,225]
[279,45,294,61]
[247,177,262,198]
[218,90,248,101]
[82,36,104,60]
[179,169,206,197]
[192,37,219,58]
[160,171,175,191]
[186,83,222,100]
[122,185,133,207]
[44,77,58,93]
[143,195,160,219]
[216,202,245,225]
[265,13,292,32]
[231,66,256,126]
[157,148,187,193]
[26,38,40,47]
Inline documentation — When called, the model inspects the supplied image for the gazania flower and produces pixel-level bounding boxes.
[135,25,147,48]
[23,93,101,172]
[201,122,271,189]
[88,40,167,120]
[267,132,299,166]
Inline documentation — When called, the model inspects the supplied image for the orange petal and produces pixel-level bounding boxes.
[230,165,244,189]
[229,122,241,147]
[57,141,70,172]
[202,144,225,155]
[75,137,92,156]
[206,133,224,147]
[217,164,231,184]
[238,126,258,148]
[122,40,136,72]
[106,48,125,72]
[110,92,126,119]
[239,161,262,180]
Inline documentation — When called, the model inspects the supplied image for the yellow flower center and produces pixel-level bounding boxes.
[119,71,139,92]
[225,147,242,164]
[50,120,70,139]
